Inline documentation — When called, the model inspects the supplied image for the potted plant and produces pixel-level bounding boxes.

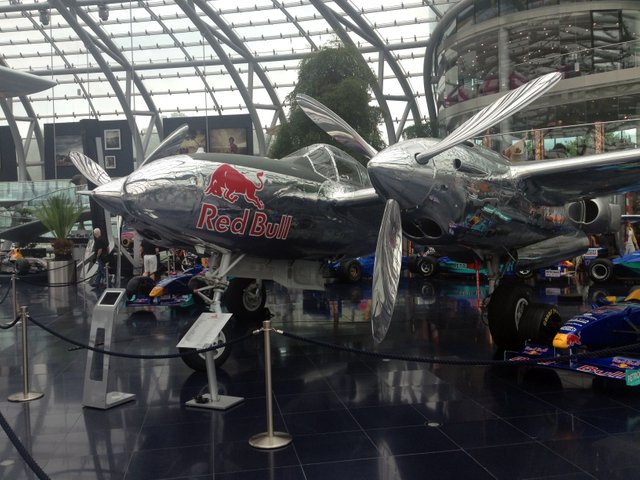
[34,194,85,285]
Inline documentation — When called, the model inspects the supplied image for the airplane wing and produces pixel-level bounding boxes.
[510,148,640,204]
[0,65,56,97]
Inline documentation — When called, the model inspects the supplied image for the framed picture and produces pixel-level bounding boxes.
[55,134,83,166]
[208,127,247,154]
[104,129,121,150]
[105,155,116,169]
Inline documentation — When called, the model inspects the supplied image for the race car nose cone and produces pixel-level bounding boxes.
[552,332,581,349]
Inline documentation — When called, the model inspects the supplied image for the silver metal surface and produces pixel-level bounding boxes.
[415,72,562,164]
[371,199,403,343]
[249,320,293,450]
[296,93,378,158]
[8,307,43,403]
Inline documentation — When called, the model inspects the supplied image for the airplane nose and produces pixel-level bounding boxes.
[93,178,127,215]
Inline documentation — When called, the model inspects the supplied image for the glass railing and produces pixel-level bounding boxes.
[0,181,90,231]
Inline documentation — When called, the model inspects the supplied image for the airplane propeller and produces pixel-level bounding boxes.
[298,71,565,343]
[371,199,403,343]
[296,94,378,159]
[415,72,562,164]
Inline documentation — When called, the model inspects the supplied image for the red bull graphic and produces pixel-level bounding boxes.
[196,203,292,240]
[204,164,265,210]
[565,333,581,346]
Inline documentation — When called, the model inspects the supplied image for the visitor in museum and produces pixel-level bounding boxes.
[624,222,638,255]
[92,228,108,289]
[141,238,160,281]
[228,136,238,154]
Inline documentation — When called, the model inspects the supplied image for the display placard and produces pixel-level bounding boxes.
[177,312,233,350]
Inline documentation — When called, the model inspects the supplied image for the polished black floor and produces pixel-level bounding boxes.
[1,273,640,479]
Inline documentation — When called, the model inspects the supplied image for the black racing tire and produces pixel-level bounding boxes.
[487,284,533,350]
[223,278,267,323]
[125,275,155,299]
[588,258,614,283]
[416,256,438,277]
[518,303,562,346]
[340,260,362,283]
[178,316,235,371]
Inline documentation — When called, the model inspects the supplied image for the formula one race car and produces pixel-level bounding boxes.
[508,288,640,385]
[587,249,640,283]
[125,265,204,308]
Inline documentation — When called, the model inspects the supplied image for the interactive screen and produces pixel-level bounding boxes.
[100,291,123,306]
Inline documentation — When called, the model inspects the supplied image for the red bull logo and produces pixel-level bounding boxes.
[204,164,265,210]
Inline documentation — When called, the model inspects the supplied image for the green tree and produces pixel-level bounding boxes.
[402,122,432,140]
[269,42,384,164]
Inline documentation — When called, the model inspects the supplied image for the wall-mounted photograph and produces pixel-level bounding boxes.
[209,128,247,154]
[104,129,121,150]
[55,134,83,166]
[105,155,116,169]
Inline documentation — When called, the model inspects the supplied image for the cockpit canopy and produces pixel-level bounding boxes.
[282,144,372,188]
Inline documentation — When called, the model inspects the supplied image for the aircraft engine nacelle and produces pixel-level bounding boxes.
[565,197,621,234]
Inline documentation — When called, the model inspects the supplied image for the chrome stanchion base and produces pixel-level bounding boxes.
[249,431,292,450]
[8,391,44,402]
[186,393,244,410]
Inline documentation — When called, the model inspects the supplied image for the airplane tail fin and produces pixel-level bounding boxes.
[68,151,111,186]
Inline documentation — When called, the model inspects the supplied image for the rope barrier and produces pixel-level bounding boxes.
[0,315,20,330]
[0,284,11,305]
[26,315,256,359]
[277,330,640,367]
[0,409,50,480]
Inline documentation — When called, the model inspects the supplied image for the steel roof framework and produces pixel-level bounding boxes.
[0,0,456,178]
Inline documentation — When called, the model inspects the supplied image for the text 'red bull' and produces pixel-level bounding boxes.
[196,203,292,240]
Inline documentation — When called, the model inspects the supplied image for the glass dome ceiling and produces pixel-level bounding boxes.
[0,0,454,179]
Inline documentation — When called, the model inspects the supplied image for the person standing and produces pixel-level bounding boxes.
[92,228,108,289]
[625,223,639,255]
[141,238,159,281]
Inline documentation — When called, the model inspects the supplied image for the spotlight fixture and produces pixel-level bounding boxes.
[98,3,109,21]
[39,7,50,26]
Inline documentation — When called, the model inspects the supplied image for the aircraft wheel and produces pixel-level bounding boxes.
[125,275,155,299]
[588,258,614,283]
[178,316,235,371]
[518,303,562,345]
[416,256,438,277]
[341,260,362,283]
[224,278,267,323]
[487,284,533,350]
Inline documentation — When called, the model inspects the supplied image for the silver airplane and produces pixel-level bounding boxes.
[70,72,640,368]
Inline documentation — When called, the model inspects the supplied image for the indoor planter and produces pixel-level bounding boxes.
[34,194,85,286]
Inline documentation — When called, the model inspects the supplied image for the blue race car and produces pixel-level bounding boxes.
[508,288,640,385]
[587,249,640,283]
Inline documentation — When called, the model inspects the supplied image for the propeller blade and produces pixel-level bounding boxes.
[141,124,190,167]
[296,94,378,159]
[416,72,562,164]
[68,151,112,186]
[371,199,403,343]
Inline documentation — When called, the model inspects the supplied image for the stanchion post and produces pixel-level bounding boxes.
[11,273,17,320]
[8,306,44,402]
[249,320,292,449]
